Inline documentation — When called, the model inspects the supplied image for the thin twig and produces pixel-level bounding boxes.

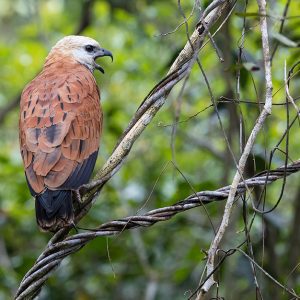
[285,61,300,116]
[270,0,291,64]
[198,0,273,297]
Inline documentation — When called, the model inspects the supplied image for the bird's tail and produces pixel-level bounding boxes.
[35,189,74,232]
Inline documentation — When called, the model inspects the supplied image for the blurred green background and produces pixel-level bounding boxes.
[0,0,300,299]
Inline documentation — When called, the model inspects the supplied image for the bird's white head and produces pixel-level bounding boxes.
[49,35,113,73]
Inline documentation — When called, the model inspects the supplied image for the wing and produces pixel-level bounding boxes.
[19,63,102,195]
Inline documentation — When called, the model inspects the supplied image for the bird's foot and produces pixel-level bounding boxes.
[73,189,84,204]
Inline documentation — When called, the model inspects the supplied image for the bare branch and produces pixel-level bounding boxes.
[285,61,300,116]
[198,0,273,297]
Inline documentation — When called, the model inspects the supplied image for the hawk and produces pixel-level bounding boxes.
[19,36,113,232]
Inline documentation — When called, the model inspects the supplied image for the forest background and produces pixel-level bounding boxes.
[0,0,300,299]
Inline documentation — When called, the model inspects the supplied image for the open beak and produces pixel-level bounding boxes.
[94,48,113,74]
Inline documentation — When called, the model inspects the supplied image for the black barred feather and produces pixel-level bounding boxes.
[35,190,73,232]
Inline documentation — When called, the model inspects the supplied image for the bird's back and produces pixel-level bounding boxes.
[19,58,102,231]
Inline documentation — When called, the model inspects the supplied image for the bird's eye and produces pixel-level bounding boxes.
[85,45,94,53]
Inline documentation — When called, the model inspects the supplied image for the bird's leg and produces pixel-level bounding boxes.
[73,189,83,204]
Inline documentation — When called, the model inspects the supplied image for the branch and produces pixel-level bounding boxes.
[15,158,300,300]
[198,0,273,297]
[78,0,232,229]
[270,0,291,64]
[14,1,232,299]
[0,0,95,125]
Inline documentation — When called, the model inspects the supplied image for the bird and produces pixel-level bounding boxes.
[19,35,113,232]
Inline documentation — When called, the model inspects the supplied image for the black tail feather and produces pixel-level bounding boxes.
[35,190,74,232]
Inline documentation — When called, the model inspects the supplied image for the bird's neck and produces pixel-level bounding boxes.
[44,51,80,71]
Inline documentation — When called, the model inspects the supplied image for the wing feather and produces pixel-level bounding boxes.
[20,61,102,194]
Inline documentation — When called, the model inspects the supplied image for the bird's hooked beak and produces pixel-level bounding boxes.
[94,48,113,74]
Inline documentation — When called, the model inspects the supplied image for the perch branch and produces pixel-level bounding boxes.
[15,159,300,300]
